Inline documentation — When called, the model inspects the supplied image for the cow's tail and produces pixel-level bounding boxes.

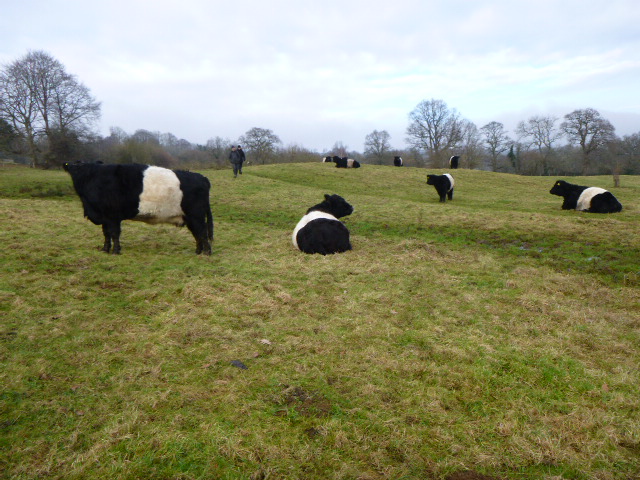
[206,205,214,241]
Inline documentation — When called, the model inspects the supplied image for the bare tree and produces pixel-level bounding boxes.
[0,59,40,162]
[277,143,319,163]
[0,50,101,166]
[459,120,482,169]
[560,108,616,175]
[405,99,464,167]
[363,129,391,164]
[239,127,281,164]
[618,132,640,174]
[131,129,160,145]
[480,121,511,171]
[516,115,562,176]
[206,136,232,166]
[329,141,349,158]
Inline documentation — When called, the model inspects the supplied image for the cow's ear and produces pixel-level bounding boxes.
[324,194,331,201]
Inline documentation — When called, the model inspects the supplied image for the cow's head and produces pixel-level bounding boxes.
[426,175,436,185]
[324,194,354,218]
[550,180,568,196]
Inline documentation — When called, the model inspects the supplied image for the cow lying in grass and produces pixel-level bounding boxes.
[64,161,214,254]
[426,174,454,202]
[292,194,354,255]
[549,180,622,213]
[326,155,360,168]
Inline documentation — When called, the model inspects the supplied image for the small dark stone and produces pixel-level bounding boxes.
[231,360,248,370]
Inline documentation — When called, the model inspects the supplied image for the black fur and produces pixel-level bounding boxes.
[63,161,214,254]
[293,194,354,255]
[332,156,361,168]
[449,156,460,169]
[426,174,454,203]
[549,180,622,213]
[393,156,403,167]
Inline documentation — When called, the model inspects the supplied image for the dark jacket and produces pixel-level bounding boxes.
[229,149,242,164]
[238,149,246,164]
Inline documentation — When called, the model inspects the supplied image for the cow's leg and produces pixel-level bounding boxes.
[185,216,211,255]
[107,221,122,254]
[448,188,454,201]
[101,225,112,253]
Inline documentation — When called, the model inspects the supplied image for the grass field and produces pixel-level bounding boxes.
[1,163,639,480]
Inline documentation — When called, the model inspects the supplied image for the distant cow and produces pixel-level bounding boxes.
[332,156,361,168]
[292,194,354,255]
[322,156,332,163]
[64,162,214,254]
[426,174,455,202]
[549,180,622,213]
[393,156,403,167]
[449,155,460,169]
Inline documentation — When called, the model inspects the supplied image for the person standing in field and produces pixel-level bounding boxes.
[229,145,242,178]
[237,145,246,174]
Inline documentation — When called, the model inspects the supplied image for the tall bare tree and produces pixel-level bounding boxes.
[459,120,483,169]
[329,141,349,158]
[206,136,232,166]
[239,127,281,164]
[0,50,100,166]
[363,129,391,164]
[0,59,40,162]
[516,115,562,176]
[560,108,616,175]
[480,121,511,171]
[405,99,464,167]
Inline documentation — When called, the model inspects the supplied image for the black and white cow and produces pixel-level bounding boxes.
[449,155,460,169]
[63,162,214,254]
[426,174,455,202]
[549,180,622,213]
[292,194,354,255]
[333,156,361,168]
[393,156,403,167]
[322,156,332,163]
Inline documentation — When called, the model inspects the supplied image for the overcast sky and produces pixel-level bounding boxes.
[2,0,639,152]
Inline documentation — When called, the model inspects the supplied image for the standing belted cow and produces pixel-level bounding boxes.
[549,180,622,213]
[393,156,403,167]
[426,174,455,203]
[64,161,214,254]
[449,155,460,169]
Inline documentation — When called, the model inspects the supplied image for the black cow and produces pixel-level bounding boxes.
[63,162,214,254]
[322,156,332,163]
[332,156,361,168]
[426,174,455,202]
[393,156,403,167]
[449,155,460,169]
[549,180,622,213]
[292,194,354,255]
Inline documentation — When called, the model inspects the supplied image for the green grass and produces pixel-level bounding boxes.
[1,163,639,479]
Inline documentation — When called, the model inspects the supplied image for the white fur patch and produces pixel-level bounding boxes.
[347,158,355,168]
[135,166,185,225]
[292,211,339,249]
[444,173,454,191]
[576,187,606,211]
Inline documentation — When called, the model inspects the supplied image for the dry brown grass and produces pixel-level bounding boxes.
[1,165,639,479]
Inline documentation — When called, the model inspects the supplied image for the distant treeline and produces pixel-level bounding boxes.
[1,52,638,176]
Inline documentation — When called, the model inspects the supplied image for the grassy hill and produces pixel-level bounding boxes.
[1,164,639,479]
